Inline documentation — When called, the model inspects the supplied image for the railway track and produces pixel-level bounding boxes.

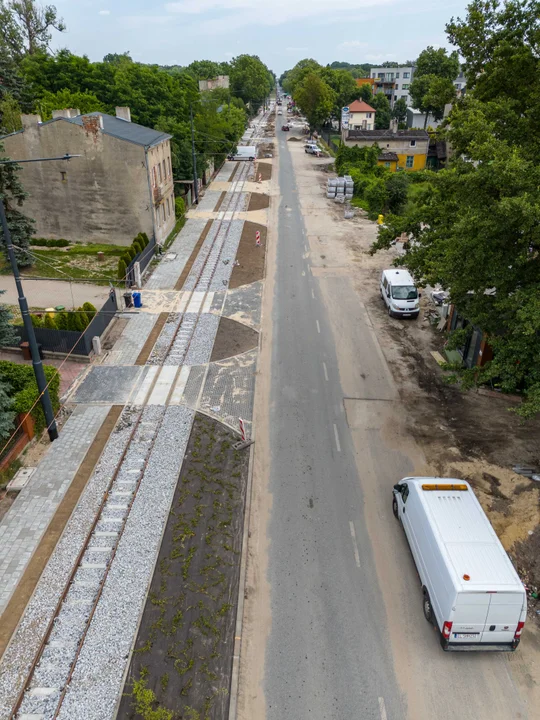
[10,109,271,720]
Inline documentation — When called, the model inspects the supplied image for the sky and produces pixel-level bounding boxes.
[51,0,471,75]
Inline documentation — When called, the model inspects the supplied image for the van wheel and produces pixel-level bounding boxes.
[392,496,399,519]
[423,591,434,624]
[388,306,393,317]
[249,157,255,161]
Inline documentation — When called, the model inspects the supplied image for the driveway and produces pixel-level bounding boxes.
[0,276,111,309]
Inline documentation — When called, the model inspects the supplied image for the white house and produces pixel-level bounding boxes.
[347,100,376,131]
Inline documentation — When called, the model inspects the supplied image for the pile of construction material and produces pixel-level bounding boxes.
[326,175,354,203]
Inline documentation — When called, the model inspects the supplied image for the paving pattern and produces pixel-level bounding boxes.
[70,366,143,404]
[196,190,223,212]
[102,312,159,366]
[222,280,263,329]
[0,405,111,615]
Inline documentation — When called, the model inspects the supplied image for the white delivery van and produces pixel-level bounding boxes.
[392,477,527,651]
[227,145,256,161]
[380,268,420,318]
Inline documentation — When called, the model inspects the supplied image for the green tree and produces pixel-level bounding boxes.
[0,91,22,133]
[371,93,391,129]
[391,97,408,124]
[103,52,133,67]
[358,84,374,103]
[35,88,103,120]
[185,59,229,80]
[117,257,127,282]
[294,72,336,130]
[0,0,65,59]
[281,58,321,95]
[415,46,459,80]
[385,172,409,214]
[229,54,273,108]
[409,74,455,128]
[0,141,34,266]
[320,68,358,130]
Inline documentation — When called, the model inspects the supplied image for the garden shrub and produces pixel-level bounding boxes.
[82,302,97,321]
[0,361,60,433]
[31,238,70,247]
[118,258,127,281]
[175,196,185,218]
[30,314,43,328]
[133,241,142,256]
[140,232,149,247]
[42,314,56,330]
[55,311,69,330]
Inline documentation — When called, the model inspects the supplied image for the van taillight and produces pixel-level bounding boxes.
[442,621,453,639]
[514,621,525,639]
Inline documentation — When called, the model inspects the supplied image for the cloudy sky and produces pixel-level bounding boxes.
[52,0,470,74]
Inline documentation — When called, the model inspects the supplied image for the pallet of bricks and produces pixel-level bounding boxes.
[326,175,354,203]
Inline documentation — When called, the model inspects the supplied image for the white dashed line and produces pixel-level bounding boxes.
[316,320,321,334]
[322,362,329,381]
[311,289,315,299]
[378,697,388,720]
[333,423,341,452]
[349,521,361,568]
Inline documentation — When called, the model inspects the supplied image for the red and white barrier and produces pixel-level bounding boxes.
[239,417,246,441]
[255,231,261,246]
[258,173,262,183]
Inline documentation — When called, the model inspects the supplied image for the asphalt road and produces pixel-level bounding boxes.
[265,131,405,719]
[262,127,535,720]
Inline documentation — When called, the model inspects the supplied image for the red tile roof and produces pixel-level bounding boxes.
[349,100,376,113]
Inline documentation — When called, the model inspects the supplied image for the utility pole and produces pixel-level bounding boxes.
[0,153,81,442]
[190,104,199,205]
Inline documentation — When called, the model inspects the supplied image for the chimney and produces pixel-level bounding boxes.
[52,109,71,119]
[68,108,80,118]
[115,107,131,122]
[389,118,399,133]
[20,114,42,130]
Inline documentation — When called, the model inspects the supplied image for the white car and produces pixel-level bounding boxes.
[380,268,420,318]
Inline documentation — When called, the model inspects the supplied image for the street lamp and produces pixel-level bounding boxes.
[0,153,81,441]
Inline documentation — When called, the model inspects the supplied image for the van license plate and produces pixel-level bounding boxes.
[402,313,410,317]
[454,633,479,639]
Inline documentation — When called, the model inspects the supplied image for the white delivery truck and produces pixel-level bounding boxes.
[227,145,256,161]
[392,477,526,651]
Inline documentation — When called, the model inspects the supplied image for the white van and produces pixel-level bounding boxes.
[227,145,256,161]
[380,268,419,318]
[392,477,527,651]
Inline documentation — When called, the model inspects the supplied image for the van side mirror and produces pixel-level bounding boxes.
[393,484,402,492]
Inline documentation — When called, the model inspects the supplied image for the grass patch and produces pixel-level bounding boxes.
[351,197,370,212]
[0,242,127,285]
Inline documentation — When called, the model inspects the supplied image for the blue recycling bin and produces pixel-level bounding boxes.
[132,291,142,308]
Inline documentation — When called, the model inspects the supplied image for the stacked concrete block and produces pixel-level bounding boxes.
[326,176,354,202]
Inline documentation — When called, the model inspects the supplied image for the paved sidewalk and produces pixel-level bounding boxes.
[0,404,111,614]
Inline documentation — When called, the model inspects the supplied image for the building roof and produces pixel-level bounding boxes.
[45,112,172,148]
[378,152,399,162]
[348,100,376,113]
[346,129,429,141]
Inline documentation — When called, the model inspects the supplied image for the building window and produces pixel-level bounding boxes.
[410,140,416,147]
[60,171,67,182]
[406,155,414,168]
[366,113,371,118]
[455,83,461,89]
[167,157,171,177]
[158,163,162,183]
[384,162,391,168]
[403,72,410,78]
[395,84,399,90]
[152,167,157,187]
[396,73,400,79]
[401,95,407,100]
[162,205,166,224]
[372,73,375,78]
[162,160,166,180]
[402,84,409,90]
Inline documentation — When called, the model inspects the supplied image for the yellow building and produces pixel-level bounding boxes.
[343,129,429,172]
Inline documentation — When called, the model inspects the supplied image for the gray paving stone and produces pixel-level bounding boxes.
[0,404,111,615]
[196,190,222,212]
[222,280,263,329]
[184,313,220,366]
[146,219,208,290]
[71,366,144,404]
[103,313,159,366]
[199,348,257,435]
[214,161,237,182]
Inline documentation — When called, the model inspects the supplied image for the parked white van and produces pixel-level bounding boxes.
[227,145,256,161]
[380,269,419,318]
[392,477,527,651]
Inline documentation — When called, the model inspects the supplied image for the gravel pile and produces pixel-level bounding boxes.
[184,313,220,365]
[0,408,140,719]
[57,406,195,720]
[15,407,164,720]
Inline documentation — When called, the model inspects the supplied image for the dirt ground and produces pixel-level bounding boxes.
[117,413,249,720]
[247,193,270,212]
[297,152,540,621]
[229,222,267,289]
[211,317,259,362]
[255,162,272,181]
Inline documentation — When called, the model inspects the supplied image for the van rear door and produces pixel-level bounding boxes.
[452,593,490,641]
[482,593,524,644]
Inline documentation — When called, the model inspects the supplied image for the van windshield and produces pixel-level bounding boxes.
[392,285,417,300]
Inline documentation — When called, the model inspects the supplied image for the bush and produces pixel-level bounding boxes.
[42,314,56,330]
[30,314,43,328]
[133,241,142,256]
[365,178,388,215]
[55,311,69,330]
[175,196,185,218]
[118,258,127,281]
[31,238,70,248]
[128,246,137,262]
[0,360,60,433]
[385,172,410,214]
[82,302,97,321]
[140,232,149,247]
[76,308,89,329]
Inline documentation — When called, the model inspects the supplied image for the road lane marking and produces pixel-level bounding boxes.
[302,271,306,276]
[316,320,321,333]
[311,289,315,299]
[378,697,387,720]
[304,243,308,251]
[349,521,361,568]
[333,423,341,452]
[322,362,329,381]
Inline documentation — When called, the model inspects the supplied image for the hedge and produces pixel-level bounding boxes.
[27,304,97,332]
[0,361,60,433]
[31,238,70,247]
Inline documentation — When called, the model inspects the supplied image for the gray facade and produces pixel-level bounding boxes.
[0,108,175,247]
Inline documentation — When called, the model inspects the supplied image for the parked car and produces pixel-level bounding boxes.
[281,124,290,131]
[392,477,527,651]
[278,110,283,115]
[305,145,321,156]
[227,145,256,161]
[380,268,420,318]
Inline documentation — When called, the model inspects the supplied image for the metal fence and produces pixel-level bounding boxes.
[13,290,118,357]
[126,236,156,287]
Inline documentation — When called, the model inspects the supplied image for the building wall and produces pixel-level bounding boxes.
[349,111,375,130]
[147,139,175,244]
[377,159,398,172]
[2,117,156,246]
[371,66,415,106]
[406,108,441,129]
[345,135,428,171]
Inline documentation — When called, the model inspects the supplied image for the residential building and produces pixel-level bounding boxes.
[355,77,375,94]
[198,75,230,91]
[342,128,429,171]
[0,107,175,246]
[347,100,376,131]
[406,107,442,130]
[370,65,415,107]
[377,152,399,172]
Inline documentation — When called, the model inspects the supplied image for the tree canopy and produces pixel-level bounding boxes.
[294,72,336,130]
[372,0,540,416]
